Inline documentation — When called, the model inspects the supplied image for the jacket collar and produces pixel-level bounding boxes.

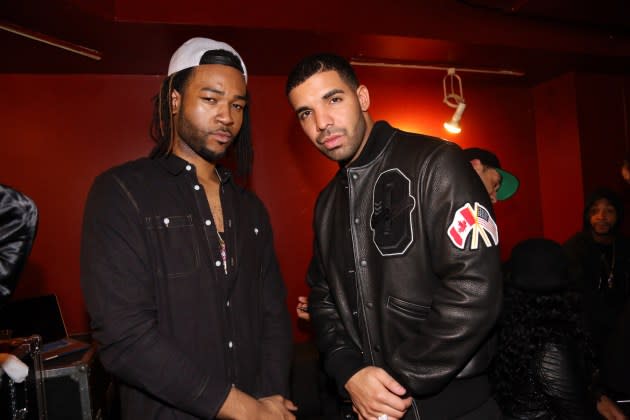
[346,120,396,168]
[155,154,232,184]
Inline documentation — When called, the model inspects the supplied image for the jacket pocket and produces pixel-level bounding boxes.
[384,296,431,354]
[386,296,430,320]
[145,214,200,278]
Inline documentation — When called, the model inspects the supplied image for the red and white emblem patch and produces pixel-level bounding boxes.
[447,202,498,250]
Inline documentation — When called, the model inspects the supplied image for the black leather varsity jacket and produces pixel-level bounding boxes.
[307,121,502,418]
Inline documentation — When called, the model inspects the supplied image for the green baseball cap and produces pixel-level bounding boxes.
[463,148,519,200]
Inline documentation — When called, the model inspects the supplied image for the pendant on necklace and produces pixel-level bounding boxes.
[217,233,228,275]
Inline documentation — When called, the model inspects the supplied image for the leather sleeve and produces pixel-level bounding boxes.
[389,143,502,395]
[535,339,592,419]
[0,185,38,302]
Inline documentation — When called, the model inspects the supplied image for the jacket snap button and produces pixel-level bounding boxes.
[360,260,367,267]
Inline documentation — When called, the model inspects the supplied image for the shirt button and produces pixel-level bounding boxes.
[228,341,233,349]
[194,184,200,191]
[374,345,381,352]
[163,217,170,226]
[215,260,222,267]
[205,219,212,226]
[354,218,360,224]
[366,302,374,309]
[352,174,358,180]
[226,300,230,307]
[360,260,367,267]
[185,164,192,171]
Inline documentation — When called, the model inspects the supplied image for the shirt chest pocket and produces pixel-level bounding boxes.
[145,215,200,277]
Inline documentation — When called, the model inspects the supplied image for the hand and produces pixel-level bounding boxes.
[217,388,296,419]
[258,395,296,420]
[345,366,412,420]
[296,296,310,321]
[597,395,628,420]
[0,353,29,382]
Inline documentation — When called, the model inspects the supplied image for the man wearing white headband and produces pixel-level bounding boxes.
[81,38,295,419]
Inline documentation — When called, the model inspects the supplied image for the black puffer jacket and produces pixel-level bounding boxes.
[501,331,593,420]
[492,238,594,419]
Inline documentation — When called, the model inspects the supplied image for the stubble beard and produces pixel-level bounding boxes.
[318,114,367,163]
[176,111,230,163]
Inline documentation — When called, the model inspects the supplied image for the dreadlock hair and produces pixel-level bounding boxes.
[285,53,359,96]
[149,49,253,177]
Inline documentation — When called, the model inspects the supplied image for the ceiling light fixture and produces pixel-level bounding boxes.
[443,68,466,134]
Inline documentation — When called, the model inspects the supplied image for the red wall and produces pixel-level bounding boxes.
[1,74,159,335]
[576,74,630,199]
[1,70,542,342]
[534,73,584,242]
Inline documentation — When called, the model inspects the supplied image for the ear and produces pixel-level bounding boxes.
[356,85,370,112]
[470,158,484,174]
[171,89,181,115]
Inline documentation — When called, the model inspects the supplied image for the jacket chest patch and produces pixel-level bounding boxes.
[370,168,416,256]
[447,202,499,249]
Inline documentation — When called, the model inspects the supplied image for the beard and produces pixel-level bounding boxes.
[175,111,231,163]
[592,223,614,237]
[316,114,367,163]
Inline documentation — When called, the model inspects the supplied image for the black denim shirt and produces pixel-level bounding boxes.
[80,155,291,419]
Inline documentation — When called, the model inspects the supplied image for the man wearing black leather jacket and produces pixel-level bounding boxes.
[286,54,502,419]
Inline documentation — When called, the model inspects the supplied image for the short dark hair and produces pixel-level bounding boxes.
[285,53,359,96]
[150,49,253,177]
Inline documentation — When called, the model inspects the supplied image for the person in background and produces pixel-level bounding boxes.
[462,148,519,204]
[564,188,630,420]
[81,38,295,419]
[491,238,596,419]
[286,53,502,420]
